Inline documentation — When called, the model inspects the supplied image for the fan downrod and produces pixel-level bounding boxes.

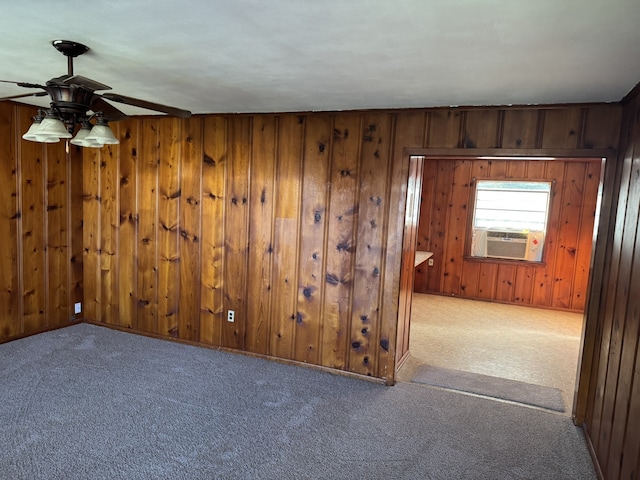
[52,40,89,77]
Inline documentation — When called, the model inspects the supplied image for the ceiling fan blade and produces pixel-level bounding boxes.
[0,79,47,89]
[0,91,48,101]
[102,93,192,118]
[61,75,111,91]
[90,96,128,121]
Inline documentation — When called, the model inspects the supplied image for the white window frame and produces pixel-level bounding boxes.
[469,179,552,262]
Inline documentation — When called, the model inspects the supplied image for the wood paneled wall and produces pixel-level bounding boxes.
[0,102,82,343]
[82,104,621,383]
[414,157,601,311]
[582,87,640,479]
[82,113,409,380]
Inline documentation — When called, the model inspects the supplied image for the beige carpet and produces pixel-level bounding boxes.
[397,293,584,414]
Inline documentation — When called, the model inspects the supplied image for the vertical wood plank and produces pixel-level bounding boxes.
[495,264,516,303]
[295,115,331,364]
[200,116,227,345]
[69,143,84,321]
[582,105,621,150]
[271,115,303,358]
[552,162,586,309]
[525,159,547,179]
[441,159,471,295]
[245,116,276,354]
[0,104,20,337]
[322,114,360,369]
[513,265,535,304]
[20,113,46,333]
[477,263,498,300]
[414,159,437,292]
[459,262,481,298]
[116,119,138,329]
[136,119,159,333]
[430,160,454,292]
[222,116,251,350]
[502,109,539,149]
[541,108,582,149]
[178,117,203,342]
[464,110,500,148]
[571,160,600,311]
[99,144,118,325]
[349,113,391,375]
[45,139,69,327]
[427,110,461,148]
[156,117,181,337]
[531,161,565,307]
[82,145,101,323]
[506,160,527,178]
[488,159,508,177]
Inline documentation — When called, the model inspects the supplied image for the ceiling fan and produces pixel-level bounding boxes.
[0,40,192,147]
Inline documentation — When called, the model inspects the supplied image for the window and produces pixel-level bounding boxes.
[470,180,551,262]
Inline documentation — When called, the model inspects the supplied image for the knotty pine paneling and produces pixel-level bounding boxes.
[0,102,81,343]
[583,88,640,480]
[200,116,227,346]
[245,116,276,354]
[295,115,331,365]
[81,104,621,384]
[414,157,600,311]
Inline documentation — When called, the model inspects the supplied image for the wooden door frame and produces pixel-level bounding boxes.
[395,146,617,425]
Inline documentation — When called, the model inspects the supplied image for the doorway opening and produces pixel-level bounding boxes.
[396,154,606,416]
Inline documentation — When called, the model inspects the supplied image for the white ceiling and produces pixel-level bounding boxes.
[1,0,639,116]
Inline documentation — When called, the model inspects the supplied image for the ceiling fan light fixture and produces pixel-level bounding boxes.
[38,113,72,140]
[70,122,102,147]
[9,40,190,147]
[84,117,119,146]
[22,111,60,143]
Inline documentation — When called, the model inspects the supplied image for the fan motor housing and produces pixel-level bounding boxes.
[46,85,93,117]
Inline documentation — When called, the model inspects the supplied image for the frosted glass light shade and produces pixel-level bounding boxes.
[22,120,60,143]
[84,123,119,145]
[38,116,72,139]
[70,125,102,147]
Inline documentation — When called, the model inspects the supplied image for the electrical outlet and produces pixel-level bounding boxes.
[227,310,235,323]
[428,258,434,267]
[74,302,82,314]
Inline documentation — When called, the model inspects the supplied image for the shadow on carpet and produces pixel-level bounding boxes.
[411,365,565,412]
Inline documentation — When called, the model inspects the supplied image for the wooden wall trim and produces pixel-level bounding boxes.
[405,147,614,159]
[573,155,619,425]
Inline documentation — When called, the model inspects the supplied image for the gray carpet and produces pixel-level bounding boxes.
[0,324,596,480]
[411,365,566,412]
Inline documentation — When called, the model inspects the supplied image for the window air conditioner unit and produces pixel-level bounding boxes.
[485,228,530,260]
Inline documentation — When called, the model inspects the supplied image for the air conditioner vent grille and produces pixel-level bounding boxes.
[485,229,530,260]
[486,230,528,240]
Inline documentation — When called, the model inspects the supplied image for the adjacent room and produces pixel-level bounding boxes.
[1,1,639,479]
[397,155,602,413]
